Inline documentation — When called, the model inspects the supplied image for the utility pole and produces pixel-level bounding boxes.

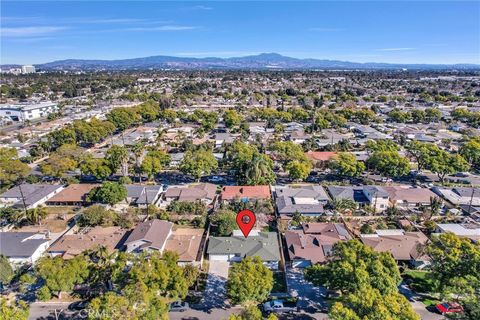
[468,187,475,214]
[18,182,28,218]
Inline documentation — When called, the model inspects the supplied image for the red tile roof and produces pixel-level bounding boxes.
[221,185,271,200]
[305,151,337,161]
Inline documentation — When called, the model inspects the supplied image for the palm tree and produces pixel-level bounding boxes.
[244,154,275,185]
[130,142,146,183]
[25,206,48,225]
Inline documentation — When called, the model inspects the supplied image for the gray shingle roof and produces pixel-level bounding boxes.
[0,232,49,258]
[0,184,64,208]
[126,185,162,205]
[327,186,369,203]
[275,186,328,215]
[125,219,173,250]
[207,232,280,262]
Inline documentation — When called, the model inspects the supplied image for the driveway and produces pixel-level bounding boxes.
[399,283,442,320]
[286,267,326,312]
[199,261,230,310]
[29,301,73,320]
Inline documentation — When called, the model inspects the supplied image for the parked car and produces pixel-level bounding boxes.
[436,302,464,314]
[262,299,299,314]
[68,300,89,311]
[169,301,189,312]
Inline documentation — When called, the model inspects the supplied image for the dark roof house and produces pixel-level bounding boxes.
[124,219,173,253]
[285,223,351,267]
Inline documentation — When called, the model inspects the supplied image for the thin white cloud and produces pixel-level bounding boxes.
[82,18,145,24]
[2,26,67,37]
[376,47,415,51]
[7,37,54,43]
[309,27,344,32]
[192,5,213,10]
[125,25,198,32]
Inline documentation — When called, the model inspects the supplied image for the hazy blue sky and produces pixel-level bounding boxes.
[1,1,479,64]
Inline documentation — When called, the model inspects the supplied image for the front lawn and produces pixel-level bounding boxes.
[271,271,287,293]
[403,270,436,293]
[421,298,441,307]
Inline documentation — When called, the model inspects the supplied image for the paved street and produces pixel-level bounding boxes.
[399,283,442,320]
[169,307,242,320]
[285,267,326,311]
[199,261,230,310]
[169,308,329,320]
[29,301,73,320]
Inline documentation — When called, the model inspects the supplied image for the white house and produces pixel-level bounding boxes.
[0,101,58,122]
[124,220,173,253]
[363,186,390,212]
[0,232,50,267]
[0,184,65,209]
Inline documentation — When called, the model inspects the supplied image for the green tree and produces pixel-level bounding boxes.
[88,292,136,320]
[426,232,480,291]
[329,286,419,320]
[244,153,276,185]
[141,150,170,180]
[106,107,140,131]
[365,139,399,152]
[224,109,243,128]
[285,160,312,181]
[0,148,30,188]
[88,182,127,205]
[305,240,401,295]
[105,145,129,175]
[227,256,273,305]
[367,151,410,178]
[460,138,480,170]
[182,264,200,288]
[25,206,48,225]
[36,255,90,298]
[330,153,365,178]
[388,108,411,123]
[80,155,112,180]
[79,205,118,227]
[0,255,13,284]
[270,141,308,166]
[0,298,29,320]
[427,151,469,183]
[209,209,237,236]
[180,149,218,181]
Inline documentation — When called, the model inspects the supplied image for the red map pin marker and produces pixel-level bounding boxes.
[236,209,256,238]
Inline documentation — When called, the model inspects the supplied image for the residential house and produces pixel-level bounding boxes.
[213,133,237,148]
[382,186,438,209]
[275,185,329,219]
[305,151,337,169]
[327,186,370,208]
[124,219,173,253]
[164,228,204,266]
[207,230,280,269]
[0,184,64,209]
[125,185,163,207]
[435,223,480,242]
[0,232,50,266]
[287,130,311,144]
[363,186,390,212]
[169,153,185,167]
[285,222,352,267]
[46,184,98,206]
[48,227,127,259]
[221,185,271,203]
[432,187,480,206]
[162,183,217,206]
[360,229,430,269]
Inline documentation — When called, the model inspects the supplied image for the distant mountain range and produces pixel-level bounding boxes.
[4,53,480,71]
